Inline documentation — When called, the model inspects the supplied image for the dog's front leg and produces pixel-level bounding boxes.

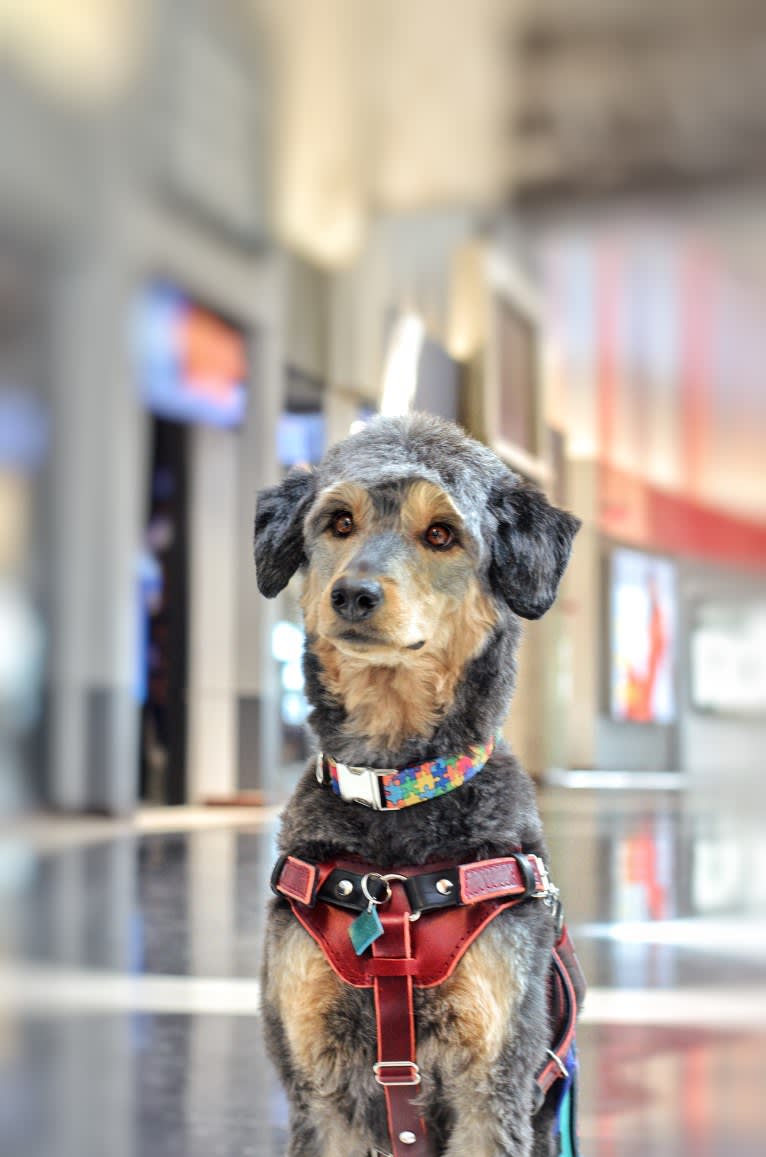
[261,992,321,1156]
[262,915,321,1157]
[420,923,547,1157]
[284,1091,322,1157]
[314,1110,377,1157]
[439,1067,536,1157]
[260,1004,321,1156]
[444,986,556,1157]
[263,910,378,1157]
[267,1055,372,1157]
[283,1094,371,1157]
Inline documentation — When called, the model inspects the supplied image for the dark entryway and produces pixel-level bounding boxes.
[138,418,189,805]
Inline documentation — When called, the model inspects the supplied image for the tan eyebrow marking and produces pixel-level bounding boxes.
[400,480,466,538]
[305,481,373,537]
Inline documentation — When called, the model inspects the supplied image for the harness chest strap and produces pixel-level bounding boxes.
[371,884,429,1157]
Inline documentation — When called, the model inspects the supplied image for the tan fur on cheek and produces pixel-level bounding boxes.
[436,579,498,680]
[309,578,497,749]
[301,566,323,635]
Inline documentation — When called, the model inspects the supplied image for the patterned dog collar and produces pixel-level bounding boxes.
[316,735,497,811]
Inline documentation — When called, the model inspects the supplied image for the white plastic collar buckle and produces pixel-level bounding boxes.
[318,752,393,810]
[334,761,387,809]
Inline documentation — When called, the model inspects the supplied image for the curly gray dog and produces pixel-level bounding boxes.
[255,413,582,1157]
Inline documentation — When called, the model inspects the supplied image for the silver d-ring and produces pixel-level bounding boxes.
[381,873,415,915]
[360,873,392,907]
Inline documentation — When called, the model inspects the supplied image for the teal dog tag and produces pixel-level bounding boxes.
[349,906,384,955]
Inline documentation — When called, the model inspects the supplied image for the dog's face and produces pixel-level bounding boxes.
[254,416,580,741]
[301,478,490,664]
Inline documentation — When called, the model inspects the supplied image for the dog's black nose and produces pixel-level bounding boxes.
[330,577,384,622]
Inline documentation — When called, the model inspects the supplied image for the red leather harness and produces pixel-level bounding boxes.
[272,852,584,1157]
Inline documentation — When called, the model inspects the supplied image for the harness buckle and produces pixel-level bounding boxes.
[529,855,560,905]
[373,1060,422,1087]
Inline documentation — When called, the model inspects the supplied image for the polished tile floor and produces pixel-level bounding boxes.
[1,784,764,1156]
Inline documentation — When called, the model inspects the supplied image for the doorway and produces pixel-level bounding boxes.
[138,418,189,805]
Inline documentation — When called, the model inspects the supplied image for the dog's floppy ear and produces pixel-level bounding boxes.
[488,475,581,620]
[254,468,317,597]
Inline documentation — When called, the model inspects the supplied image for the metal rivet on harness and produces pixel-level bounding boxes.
[398,1132,417,1144]
[435,878,454,895]
[336,879,354,897]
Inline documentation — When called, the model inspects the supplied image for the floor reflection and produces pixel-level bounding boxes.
[578,1025,765,1157]
[1,784,764,1156]
[10,826,278,978]
[1,1013,287,1157]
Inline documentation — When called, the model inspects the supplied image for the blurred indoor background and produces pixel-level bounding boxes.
[0,2,764,1155]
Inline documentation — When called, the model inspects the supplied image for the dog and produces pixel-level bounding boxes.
[255,413,583,1157]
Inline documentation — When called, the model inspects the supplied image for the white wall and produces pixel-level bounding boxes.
[186,425,240,802]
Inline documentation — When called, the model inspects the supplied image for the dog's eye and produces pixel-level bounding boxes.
[424,523,454,549]
[330,511,354,537]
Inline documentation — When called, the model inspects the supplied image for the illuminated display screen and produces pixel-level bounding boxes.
[610,548,676,724]
[135,284,248,427]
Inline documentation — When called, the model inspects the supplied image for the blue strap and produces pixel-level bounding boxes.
[554,1045,581,1157]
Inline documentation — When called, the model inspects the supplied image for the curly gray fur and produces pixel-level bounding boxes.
[255,414,582,1157]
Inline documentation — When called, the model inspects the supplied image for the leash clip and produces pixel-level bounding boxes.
[529,855,560,906]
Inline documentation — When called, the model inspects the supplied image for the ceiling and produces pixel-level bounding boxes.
[4,1,766,266]
[511,0,766,207]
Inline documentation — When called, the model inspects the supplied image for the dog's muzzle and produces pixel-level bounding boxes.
[330,576,384,622]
